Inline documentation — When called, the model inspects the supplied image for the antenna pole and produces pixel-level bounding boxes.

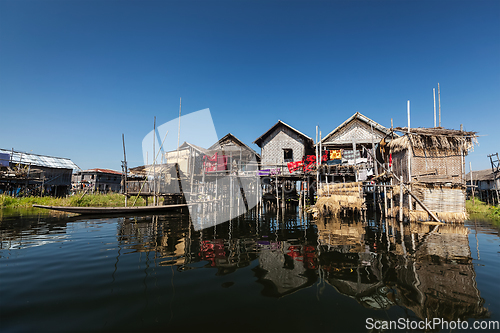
[438,83,441,127]
[153,116,156,206]
[176,97,182,165]
[433,88,436,127]
[407,100,410,133]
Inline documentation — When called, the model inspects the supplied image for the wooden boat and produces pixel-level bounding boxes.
[32,204,189,215]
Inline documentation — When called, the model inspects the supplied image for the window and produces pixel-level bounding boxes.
[283,148,293,161]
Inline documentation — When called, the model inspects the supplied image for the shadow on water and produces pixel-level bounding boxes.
[0,204,497,332]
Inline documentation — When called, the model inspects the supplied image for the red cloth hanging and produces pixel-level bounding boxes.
[203,152,218,172]
[217,153,227,171]
[303,155,316,173]
[321,150,329,162]
[287,161,304,173]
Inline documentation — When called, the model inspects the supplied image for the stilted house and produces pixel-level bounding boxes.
[387,127,477,222]
[163,142,209,177]
[465,169,499,205]
[205,133,260,175]
[320,112,394,181]
[253,120,314,174]
[313,113,394,217]
[0,148,79,197]
[72,168,123,193]
[127,163,186,195]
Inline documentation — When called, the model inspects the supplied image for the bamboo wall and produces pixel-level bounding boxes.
[260,127,309,168]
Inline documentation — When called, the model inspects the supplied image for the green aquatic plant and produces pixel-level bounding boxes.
[466,199,500,225]
[0,193,147,209]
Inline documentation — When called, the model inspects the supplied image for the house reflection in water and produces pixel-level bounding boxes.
[114,207,488,322]
[315,216,489,321]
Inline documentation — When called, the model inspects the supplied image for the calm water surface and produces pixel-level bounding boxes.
[0,207,499,332]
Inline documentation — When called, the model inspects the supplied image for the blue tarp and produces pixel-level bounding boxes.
[0,153,10,167]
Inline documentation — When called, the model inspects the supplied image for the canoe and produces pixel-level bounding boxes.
[32,204,189,215]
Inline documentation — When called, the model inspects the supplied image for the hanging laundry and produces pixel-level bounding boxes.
[330,149,342,160]
[302,155,316,173]
[217,153,227,171]
[270,168,281,176]
[258,169,270,176]
[287,161,304,173]
[358,169,368,181]
[203,153,218,172]
[321,150,329,162]
[342,149,361,161]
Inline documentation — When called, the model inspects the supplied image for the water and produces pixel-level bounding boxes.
[0,207,499,332]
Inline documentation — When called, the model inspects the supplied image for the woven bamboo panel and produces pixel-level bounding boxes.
[261,127,307,166]
[412,148,463,183]
[415,187,465,213]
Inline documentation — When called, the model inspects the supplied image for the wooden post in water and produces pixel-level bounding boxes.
[407,101,412,212]
[399,177,403,222]
[470,162,475,204]
[122,133,128,207]
[153,116,156,206]
[383,184,388,217]
[275,175,279,209]
[299,181,303,210]
[281,179,285,209]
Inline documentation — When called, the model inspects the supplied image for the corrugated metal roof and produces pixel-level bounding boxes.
[0,149,80,171]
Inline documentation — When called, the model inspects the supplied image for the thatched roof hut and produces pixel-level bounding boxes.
[387,127,477,222]
[388,127,477,156]
[388,127,477,185]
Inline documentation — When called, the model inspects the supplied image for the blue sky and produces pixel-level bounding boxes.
[1,0,499,172]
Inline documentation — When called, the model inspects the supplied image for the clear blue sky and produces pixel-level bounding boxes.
[1,0,499,172]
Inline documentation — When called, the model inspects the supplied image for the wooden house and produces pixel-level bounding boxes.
[466,169,499,205]
[253,120,314,171]
[72,168,123,193]
[320,112,393,179]
[0,148,79,197]
[163,141,209,176]
[387,127,477,222]
[206,133,261,175]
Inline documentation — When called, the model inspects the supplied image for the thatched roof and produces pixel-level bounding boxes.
[465,169,497,182]
[388,127,477,155]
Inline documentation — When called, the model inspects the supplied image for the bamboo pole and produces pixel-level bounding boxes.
[122,133,128,207]
[132,131,169,207]
[365,146,441,223]
[153,116,156,206]
[383,184,388,217]
[433,88,436,127]
[438,83,441,127]
[470,161,475,204]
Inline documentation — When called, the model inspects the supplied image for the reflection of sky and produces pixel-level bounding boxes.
[0,219,118,252]
[2,234,68,250]
[142,109,219,165]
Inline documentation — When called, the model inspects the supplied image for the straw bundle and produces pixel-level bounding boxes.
[314,195,363,216]
[388,128,477,156]
[318,182,362,197]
